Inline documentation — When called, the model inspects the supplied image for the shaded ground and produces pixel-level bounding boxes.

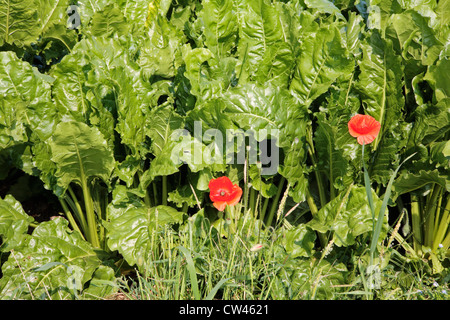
[0,170,62,222]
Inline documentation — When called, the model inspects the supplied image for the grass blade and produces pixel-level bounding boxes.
[177,246,201,300]
[369,152,416,257]
[205,277,231,300]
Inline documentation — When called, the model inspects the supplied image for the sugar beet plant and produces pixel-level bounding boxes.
[0,0,449,299]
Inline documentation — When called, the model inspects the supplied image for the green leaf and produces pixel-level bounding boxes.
[89,5,129,37]
[355,31,405,150]
[199,0,238,59]
[0,195,35,252]
[0,51,57,144]
[36,0,70,38]
[76,0,109,25]
[106,204,185,268]
[235,0,297,87]
[118,0,153,35]
[388,10,443,66]
[0,218,113,300]
[0,0,38,46]
[182,45,238,101]
[192,83,307,147]
[289,23,354,107]
[307,185,389,247]
[424,58,450,102]
[248,165,278,198]
[140,105,188,185]
[48,121,115,193]
[314,112,355,194]
[168,184,198,209]
[190,83,309,192]
[138,14,185,79]
[406,99,450,148]
[354,31,410,184]
[392,169,450,200]
[304,0,345,20]
[282,224,316,258]
[50,51,93,123]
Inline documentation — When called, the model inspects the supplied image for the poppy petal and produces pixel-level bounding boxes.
[213,201,227,211]
[208,176,233,193]
[209,176,243,211]
[225,185,243,207]
[348,114,381,145]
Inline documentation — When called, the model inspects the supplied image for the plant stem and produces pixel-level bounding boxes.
[424,184,441,247]
[152,182,158,206]
[249,187,256,215]
[306,127,327,208]
[59,198,85,240]
[433,193,450,251]
[162,176,168,206]
[67,186,88,234]
[410,194,423,255]
[260,197,269,221]
[305,188,327,248]
[81,179,100,248]
[265,177,285,227]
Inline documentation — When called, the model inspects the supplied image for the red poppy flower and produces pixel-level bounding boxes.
[209,176,243,211]
[348,114,381,145]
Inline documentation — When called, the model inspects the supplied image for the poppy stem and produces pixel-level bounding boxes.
[249,187,256,215]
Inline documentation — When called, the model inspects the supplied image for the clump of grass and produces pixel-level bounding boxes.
[113,205,284,300]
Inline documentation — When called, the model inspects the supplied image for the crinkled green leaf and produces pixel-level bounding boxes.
[0,218,114,300]
[182,45,238,101]
[106,204,185,269]
[236,0,297,87]
[88,5,129,37]
[392,169,450,201]
[272,257,347,299]
[282,224,316,258]
[388,10,443,66]
[0,51,57,144]
[406,98,450,149]
[36,0,70,38]
[199,0,238,59]
[307,185,389,247]
[314,112,355,193]
[191,83,307,148]
[50,52,92,122]
[138,104,192,187]
[356,31,405,149]
[249,165,278,198]
[168,184,198,209]
[138,14,185,79]
[48,121,115,193]
[304,0,345,19]
[190,83,309,194]
[354,31,409,184]
[424,58,450,103]
[0,0,38,46]
[290,23,354,107]
[0,195,35,252]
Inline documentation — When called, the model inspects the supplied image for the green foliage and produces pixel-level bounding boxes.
[0,0,449,299]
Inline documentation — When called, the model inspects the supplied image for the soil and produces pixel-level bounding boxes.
[0,170,62,223]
